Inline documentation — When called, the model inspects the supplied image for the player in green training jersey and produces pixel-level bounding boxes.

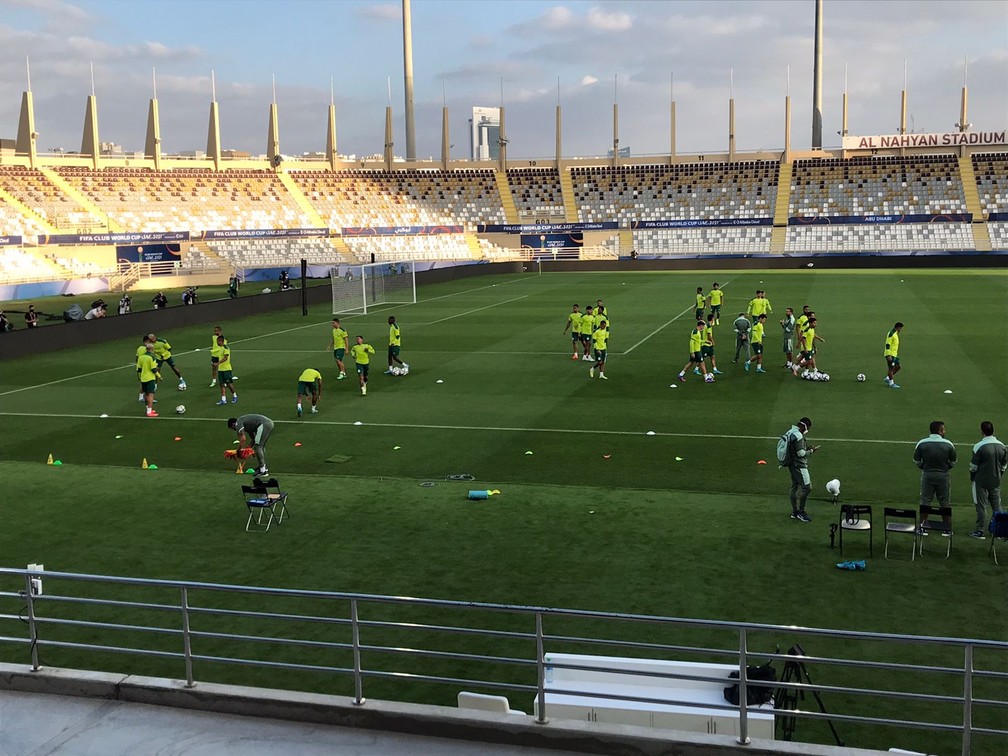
[708,283,724,324]
[589,320,609,380]
[746,314,768,373]
[147,332,186,390]
[385,316,408,375]
[677,321,711,382]
[562,304,582,360]
[296,368,323,416]
[694,287,706,321]
[215,336,238,405]
[697,313,724,376]
[209,326,226,387]
[328,318,349,379]
[884,321,904,389]
[579,305,595,360]
[350,335,376,396]
[136,343,160,417]
[136,335,153,402]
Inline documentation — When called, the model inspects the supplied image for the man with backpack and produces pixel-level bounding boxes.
[779,417,819,522]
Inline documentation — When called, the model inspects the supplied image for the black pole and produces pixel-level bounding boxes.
[300,258,308,316]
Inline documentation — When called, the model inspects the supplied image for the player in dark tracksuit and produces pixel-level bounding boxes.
[914,420,956,534]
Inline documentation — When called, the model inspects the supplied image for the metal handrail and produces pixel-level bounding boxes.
[2,567,1005,755]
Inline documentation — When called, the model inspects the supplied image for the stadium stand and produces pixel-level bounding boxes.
[206,238,339,268]
[53,167,316,233]
[0,166,104,232]
[785,222,974,252]
[572,161,779,223]
[0,248,69,282]
[342,233,475,262]
[973,152,1008,216]
[632,226,773,256]
[289,169,507,230]
[788,155,967,216]
[507,168,565,219]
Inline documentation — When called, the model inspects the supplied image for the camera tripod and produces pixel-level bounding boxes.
[775,644,844,746]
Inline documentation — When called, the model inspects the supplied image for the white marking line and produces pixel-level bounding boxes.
[423,295,529,325]
[621,280,732,355]
[0,277,534,397]
[0,411,914,446]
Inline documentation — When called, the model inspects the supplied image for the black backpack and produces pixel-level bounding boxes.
[724,662,776,706]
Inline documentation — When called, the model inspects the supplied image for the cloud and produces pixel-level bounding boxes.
[586,6,632,32]
[4,0,90,22]
[540,6,573,30]
[581,75,598,86]
[357,3,400,22]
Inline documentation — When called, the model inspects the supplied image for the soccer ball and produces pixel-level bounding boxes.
[856,373,866,382]
[704,373,714,383]
[392,366,402,376]
[821,373,831,382]
[175,405,186,414]
[401,364,409,376]
[826,479,841,496]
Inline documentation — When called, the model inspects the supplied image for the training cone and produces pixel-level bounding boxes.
[141,458,149,469]
[245,468,255,475]
[147,464,158,470]
[53,460,63,466]
[757,460,767,465]
[47,453,54,465]
[235,463,244,474]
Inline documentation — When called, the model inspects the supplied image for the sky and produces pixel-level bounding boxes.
[1,0,1006,160]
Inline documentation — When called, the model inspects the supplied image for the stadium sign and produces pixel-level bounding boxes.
[790,213,972,225]
[478,222,618,233]
[0,235,23,246]
[200,228,329,240]
[842,130,1006,151]
[340,225,464,237]
[632,218,772,229]
[38,231,190,245]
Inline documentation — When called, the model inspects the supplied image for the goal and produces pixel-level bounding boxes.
[331,260,417,315]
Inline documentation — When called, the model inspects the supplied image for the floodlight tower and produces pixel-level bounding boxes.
[402,0,416,161]
[812,0,823,149]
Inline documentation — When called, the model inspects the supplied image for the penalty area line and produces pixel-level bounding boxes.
[0,411,914,445]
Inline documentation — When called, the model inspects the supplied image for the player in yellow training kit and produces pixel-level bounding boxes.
[215,336,238,405]
[746,314,768,373]
[328,318,349,379]
[884,322,904,389]
[677,321,711,382]
[296,368,323,416]
[708,282,724,324]
[350,336,376,396]
[562,304,582,360]
[589,320,609,380]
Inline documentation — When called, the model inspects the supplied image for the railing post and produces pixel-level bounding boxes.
[351,599,365,705]
[180,586,195,688]
[962,644,973,756]
[737,628,750,745]
[24,574,40,672]
[535,611,548,724]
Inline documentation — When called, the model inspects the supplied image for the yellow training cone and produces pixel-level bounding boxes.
[235,463,244,474]
[47,453,54,465]
[141,458,149,469]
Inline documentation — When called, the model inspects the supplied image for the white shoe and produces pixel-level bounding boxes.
[178,380,187,390]
[362,385,367,395]
[311,407,318,414]
[599,373,607,380]
[209,379,216,387]
[589,367,595,378]
[138,393,145,402]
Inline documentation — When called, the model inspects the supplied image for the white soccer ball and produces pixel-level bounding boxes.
[175,405,186,414]
[801,370,810,379]
[401,365,409,376]
[826,479,841,495]
[392,366,402,376]
[704,373,714,383]
[857,373,866,382]
[822,373,830,382]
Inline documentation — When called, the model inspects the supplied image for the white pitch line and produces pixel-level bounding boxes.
[423,294,529,325]
[621,280,732,355]
[0,411,915,446]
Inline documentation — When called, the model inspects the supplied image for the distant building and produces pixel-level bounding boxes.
[100,142,124,155]
[222,149,251,159]
[470,107,500,161]
[607,146,631,158]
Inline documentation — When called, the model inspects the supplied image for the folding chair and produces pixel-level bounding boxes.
[883,507,917,561]
[919,505,953,558]
[253,477,289,524]
[839,505,872,557]
[989,512,1008,565]
[242,484,276,532]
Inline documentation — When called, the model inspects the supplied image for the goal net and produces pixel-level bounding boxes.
[331,260,417,315]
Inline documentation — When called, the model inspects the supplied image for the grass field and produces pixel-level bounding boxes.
[1,267,1006,754]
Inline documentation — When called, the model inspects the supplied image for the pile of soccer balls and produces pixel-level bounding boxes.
[391,364,410,377]
[800,369,831,382]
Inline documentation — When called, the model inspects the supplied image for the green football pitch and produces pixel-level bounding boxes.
[0,267,1005,754]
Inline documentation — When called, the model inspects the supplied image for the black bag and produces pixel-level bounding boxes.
[723,663,775,705]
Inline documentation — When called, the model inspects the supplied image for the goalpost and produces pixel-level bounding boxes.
[331,260,417,315]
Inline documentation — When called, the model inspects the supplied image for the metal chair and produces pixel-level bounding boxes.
[919,505,952,558]
[989,512,1008,565]
[883,508,918,561]
[839,505,872,557]
[253,477,289,524]
[241,484,277,532]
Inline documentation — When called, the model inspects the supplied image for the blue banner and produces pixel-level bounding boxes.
[632,218,772,229]
[479,222,617,233]
[521,232,583,250]
[199,228,329,240]
[0,235,23,246]
[340,225,464,237]
[987,212,1008,222]
[38,231,190,245]
[789,213,972,225]
[116,244,183,264]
